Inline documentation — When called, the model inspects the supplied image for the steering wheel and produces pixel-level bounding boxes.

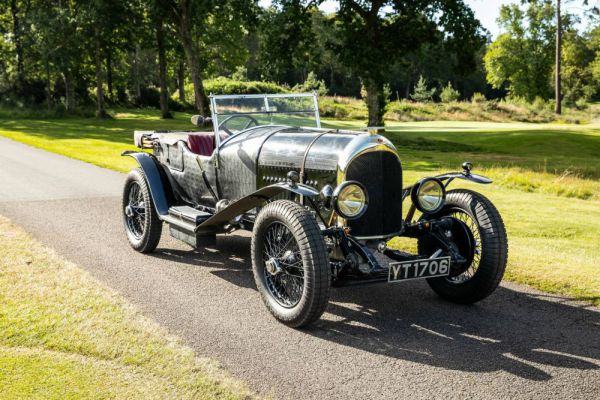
[218,115,259,136]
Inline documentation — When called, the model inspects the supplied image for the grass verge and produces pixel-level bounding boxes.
[395,172,600,307]
[318,96,600,124]
[0,215,253,399]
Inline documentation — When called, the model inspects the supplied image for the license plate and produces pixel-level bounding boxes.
[388,256,451,283]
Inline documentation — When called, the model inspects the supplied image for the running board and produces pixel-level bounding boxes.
[163,206,216,248]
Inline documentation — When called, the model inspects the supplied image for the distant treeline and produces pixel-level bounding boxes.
[0,1,598,124]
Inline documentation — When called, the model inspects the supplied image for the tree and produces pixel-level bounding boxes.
[258,0,316,83]
[9,0,24,86]
[440,81,460,102]
[150,0,173,118]
[79,0,140,117]
[484,1,556,101]
[560,29,596,104]
[293,71,328,95]
[589,26,600,93]
[332,0,484,127]
[554,0,600,113]
[410,75,436,102]
[165,0,256,114]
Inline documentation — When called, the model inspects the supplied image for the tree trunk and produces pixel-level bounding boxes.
[177,11,208,114]
[45,58,52,110]
[106,49,113,102]
[133,45,141,104]
[63,70,75,111]
[178,60,186,103]
[10,0,24,86]
[95,28,107,118]
[555,0,562,115]
[364,78,385,129]
[156,16,172,119]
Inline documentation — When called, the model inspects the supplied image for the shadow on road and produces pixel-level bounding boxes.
[152,234,600,382]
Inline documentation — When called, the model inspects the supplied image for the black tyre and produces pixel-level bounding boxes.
[251,200,330,328]
[122,168,162,253]
[418,189,508,304]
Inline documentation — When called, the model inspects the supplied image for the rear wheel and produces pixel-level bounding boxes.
[418,189,508,303]
[251,200,330,328]
[122,168,162,253]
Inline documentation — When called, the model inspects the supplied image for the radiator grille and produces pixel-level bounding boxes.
[346,151,403,237]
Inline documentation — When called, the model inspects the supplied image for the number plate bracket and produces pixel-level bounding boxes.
[388,256,451,283]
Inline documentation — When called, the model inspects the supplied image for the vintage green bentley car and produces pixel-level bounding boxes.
[122,93,508,327]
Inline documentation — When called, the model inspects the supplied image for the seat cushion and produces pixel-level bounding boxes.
[187,133,215,156]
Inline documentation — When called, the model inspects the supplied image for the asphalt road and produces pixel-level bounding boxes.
[1,136,599,399]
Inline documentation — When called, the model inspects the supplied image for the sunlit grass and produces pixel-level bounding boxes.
[0,216,254,400]
[397,171,600,306]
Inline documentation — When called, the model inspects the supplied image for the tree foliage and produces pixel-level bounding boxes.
[331,0,485,126]
[411,75,436,102]
[484,1,556,101]
[440,81,461,102]
[484,0,599,103]
[0,0,597,120]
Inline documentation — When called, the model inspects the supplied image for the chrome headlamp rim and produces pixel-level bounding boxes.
[411,177,446,214]
[332,180,369,220]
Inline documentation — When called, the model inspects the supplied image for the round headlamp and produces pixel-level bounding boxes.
[411,177,446,214]
[333,181,368,220]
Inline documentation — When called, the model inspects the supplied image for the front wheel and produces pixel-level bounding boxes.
[251,200,330,328]
[418,189,508,304]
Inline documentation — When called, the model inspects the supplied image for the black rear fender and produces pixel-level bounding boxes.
[122,151,172,216]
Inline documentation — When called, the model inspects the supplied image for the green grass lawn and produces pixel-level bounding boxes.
[0,216,253,399]
[0,109,598,306]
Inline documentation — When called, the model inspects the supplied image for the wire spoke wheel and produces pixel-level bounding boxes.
[262,222,305,308]
[446,210,482,284]
[251,200,330,327]
[418,189,508,304]
[125,181,146,239]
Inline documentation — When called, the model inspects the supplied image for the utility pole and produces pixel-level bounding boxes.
[555,0,562,114]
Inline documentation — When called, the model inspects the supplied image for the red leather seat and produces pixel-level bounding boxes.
[187,133,215,156]
[187,132,230,156]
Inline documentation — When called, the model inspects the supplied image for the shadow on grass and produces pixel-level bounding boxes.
[153,234,600,382]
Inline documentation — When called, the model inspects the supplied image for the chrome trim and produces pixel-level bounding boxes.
[337,134,399,176]
[210,92,318,100]
[331,134,401,227]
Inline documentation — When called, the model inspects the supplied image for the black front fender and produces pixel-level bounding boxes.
[402,171,492,200]
[122,151,170,216]
[194,182,319,232]
[435,171,492,186]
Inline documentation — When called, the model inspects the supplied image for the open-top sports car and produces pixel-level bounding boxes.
[122,93,508,327]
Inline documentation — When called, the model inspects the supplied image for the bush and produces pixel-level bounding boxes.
[319,96,367,119]
[532,96,549,112]
[137,87,160,108]
[440,82,460,103]
[292,72,328,96]
[0,105,96,119]
[575,98,588,110]
[230,66,248,82]
[471,92,487,103]
[178,77,287,103]
[410,75,436,102]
